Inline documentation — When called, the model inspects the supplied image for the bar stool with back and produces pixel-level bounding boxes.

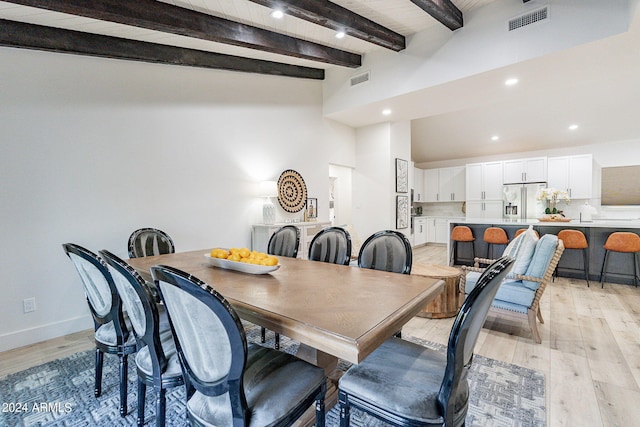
[450,226,474,266]
[600,232,640,288]
[557,229,590,286]
[483,227,509,260]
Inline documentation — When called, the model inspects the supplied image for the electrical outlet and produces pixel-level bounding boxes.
[23,297,36,313]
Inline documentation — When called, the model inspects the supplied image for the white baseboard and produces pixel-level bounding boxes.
[0,315,93,353]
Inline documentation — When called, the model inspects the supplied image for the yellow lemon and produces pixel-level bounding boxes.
[239,247,250,258]
[264,256,278,266]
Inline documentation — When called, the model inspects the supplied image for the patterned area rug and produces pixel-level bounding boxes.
[0,324,545,427]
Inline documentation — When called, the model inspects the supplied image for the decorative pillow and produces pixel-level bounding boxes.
[522,234,559,291]
[502,225,539,276]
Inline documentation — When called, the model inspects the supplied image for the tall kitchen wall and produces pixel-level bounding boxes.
[0,47,356,352]
[353,121,411,241]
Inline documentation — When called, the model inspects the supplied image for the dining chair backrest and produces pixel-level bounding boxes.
[438,256,514,423]
[268,225,300,258]
[62,243,129,337]
[128,228,175,258]
[151,265,245,405]
[308,226,352,265]
[100,250,169,372]
[358,230,413,274]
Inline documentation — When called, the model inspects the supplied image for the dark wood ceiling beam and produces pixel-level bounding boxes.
[0,19,325,79]
[410,0,463,31]
[3,0,361,67]
[247,0,405,51]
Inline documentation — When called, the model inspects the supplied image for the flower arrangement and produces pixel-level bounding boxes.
[536,188,570,214]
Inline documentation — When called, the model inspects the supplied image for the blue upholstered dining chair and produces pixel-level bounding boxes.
[62,243,137,417]
[338,256,515,427]
[358,230,413,274]
[128,228,175,258]
[264,225,301,349]
[151,265,327,427]
[308,226,352,265]
[100,250,184,427]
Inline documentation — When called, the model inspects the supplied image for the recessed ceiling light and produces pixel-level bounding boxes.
[569,124,579,130]
[491,135,499,141]
[270,10,284,19]
[504,78,519,86]
[335,31,346,39]
[382,109,392,116]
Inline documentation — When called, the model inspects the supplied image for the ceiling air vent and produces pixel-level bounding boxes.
[350,71,370,87]
[509,6,548,31]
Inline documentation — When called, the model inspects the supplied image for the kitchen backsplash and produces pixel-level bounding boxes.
[414,202,465,217]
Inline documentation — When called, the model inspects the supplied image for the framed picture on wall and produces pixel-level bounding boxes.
[395,158,408,193]
[396,195,409,229]
[306,198,317,219]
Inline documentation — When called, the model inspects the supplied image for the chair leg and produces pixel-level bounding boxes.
[537,306,544,324]
[137,379,146,427]
[634,252,639,288]
[156,387,167,427]
[94,349,104,397]
[260,327,266,343]
[528,309,542,344]
[600,250,610,288]
[583,248,590,287]
[119,354,129,417]
[315,397,325,427]
[339,391,350,427]
[275,333,280,350]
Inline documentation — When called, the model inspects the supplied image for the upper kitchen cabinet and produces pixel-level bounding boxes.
[413,167,424,202]
[503,157,547,183]
[439,166,465,202]
[466,161,503,201]
[423,167,465,202]
[424,168,439,202]
[547,154,593,199]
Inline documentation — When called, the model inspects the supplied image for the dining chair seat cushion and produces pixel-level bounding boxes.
[95,319,136,347]
[135,327,182,378]
[339,337,468,424]
[502,226,538,276]
[186,343,325,427]
[464,273,535,309]
[523,234,559,291]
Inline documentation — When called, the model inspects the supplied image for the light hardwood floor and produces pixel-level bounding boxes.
[1,244,639,426]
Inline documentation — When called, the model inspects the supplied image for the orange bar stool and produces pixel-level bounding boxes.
[557,229,590,287]
[515,228,540,239]
[483,227,509,259]
[600,232,640,288]
[450,226,474,266]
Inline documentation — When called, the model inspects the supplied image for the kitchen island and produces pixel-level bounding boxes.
[450,218,640,285]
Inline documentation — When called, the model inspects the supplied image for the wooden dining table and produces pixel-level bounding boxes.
[128,249,444,373]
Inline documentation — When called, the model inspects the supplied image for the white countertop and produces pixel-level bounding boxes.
[454,217,640,229]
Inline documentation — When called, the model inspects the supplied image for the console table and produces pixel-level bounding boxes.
[252,221,331,260]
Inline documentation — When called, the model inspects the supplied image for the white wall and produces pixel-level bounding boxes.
[0,47,356,351]
[323,0,630,119]
[352,121,412,241]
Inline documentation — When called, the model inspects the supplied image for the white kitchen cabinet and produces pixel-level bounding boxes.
[423,167,465,202]
[439,166,465,201]
[413,217,427,246]
[547,154,593,199]
[503,157,547,183]
[413,167,424,202]
[424,169,439,202]
[465,200,503,218]
[435,218,449,244]
[466,161,503,201]
[252,222,331,259]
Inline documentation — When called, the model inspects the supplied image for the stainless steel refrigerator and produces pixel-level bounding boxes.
[502,182,547,220]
